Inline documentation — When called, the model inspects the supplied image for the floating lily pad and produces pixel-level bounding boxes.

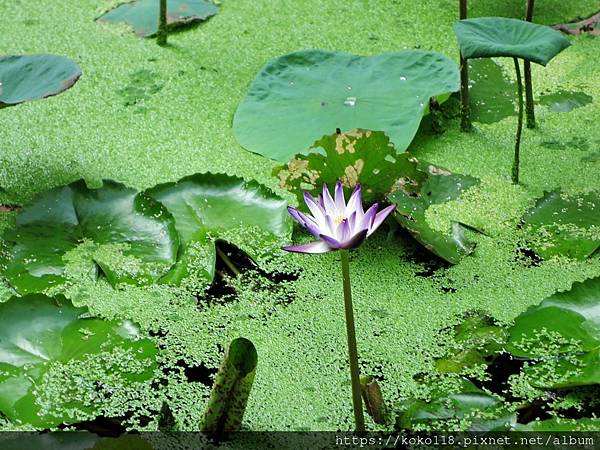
[233,49,459,162]
[514,417,600,431]
[396,378,516,431]
[522,190,600,260]
[97,0,218,38]
[2,180,179,294]
[454,17,571,66]
[0,294,157,427]
[538,90,593,113]
[146,173,292,285]
[0,55,81,107]
[387,164,479,264]
[508,276,600,388]
[469,59,515,124]
[274,129,422,206]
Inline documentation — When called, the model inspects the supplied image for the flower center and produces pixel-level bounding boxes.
[334,215,346,225]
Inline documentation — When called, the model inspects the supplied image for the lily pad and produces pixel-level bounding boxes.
[233,49,459,162]
[538,90,593,113]
[387,163,479,264]
[507,276,600,388]
[146,173,292,285]
[97,0,218,38]
[454,17,571,66]
[0,55,81,107]
[396,378,516,431]
[0,294,157,427]
[274,129,421,206]
[522,190,600,260]
[2,180,179,294]
[514,417,600,431]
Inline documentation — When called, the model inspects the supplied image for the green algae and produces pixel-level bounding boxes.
[1,0,600,432]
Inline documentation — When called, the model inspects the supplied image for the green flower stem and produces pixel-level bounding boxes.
[512,57,524,185]
[340,249,366,432]
[157,0,168,46]
[216,245,241,277]
[524,0,536,128]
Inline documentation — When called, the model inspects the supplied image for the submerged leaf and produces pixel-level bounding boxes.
[522,190,600,260]
[387,163,479,264]
[274,129,420,206]
[0,294,157,427]
[0,55,81,107]
[2,180,179,294]
[146,173,292,285]
[454,17,571,66]
[97,0,218,38]
[234,49,459,161]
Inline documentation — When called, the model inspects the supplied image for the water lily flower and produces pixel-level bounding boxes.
[282,181,395,432]
[283,182,395,254]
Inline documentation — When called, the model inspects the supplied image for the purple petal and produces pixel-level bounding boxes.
[362,203,379,230]
[339,229,368,249]
[368,204,396,236]
[287,206,304,225]
[334,181,345,213]
[319,233,342,249]
[347,211,357,234]
[322,183,336,214]
[304,192,326,226]
[345,184,363,216]
[282,240,332,254]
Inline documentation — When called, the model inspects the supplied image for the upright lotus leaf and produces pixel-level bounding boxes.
[522,191,600,260]
[0,55,81,107]
[97,0,218,38]
[387,162,479,264]
[454,18,571,66]
[396,378,516,431]
[201,338,257,434]
[233,49,459,162]
[507,276,600,388]
[146,173,291,285]
[2,179,179,294]
[275,129,423,206]
[0,294,157,427]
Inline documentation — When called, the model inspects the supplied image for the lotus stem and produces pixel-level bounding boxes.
[157,0,168,46]
[524,0,536,128]
[216,245,241,277]
[340,250,365,432]
[459,0,471,132]
[512,57,524,185]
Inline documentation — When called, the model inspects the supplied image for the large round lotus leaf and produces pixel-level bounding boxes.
[0,55,81,107]
[97,0,218,38]
[387,163,479,264]
[454,17,571,66]
[146,173,292,285]
[233,49,459,162]
[274,129,419,207]
[522,190,600,260]
[0,294,157,427]
[507,277,600,388]
[2,180,179,294]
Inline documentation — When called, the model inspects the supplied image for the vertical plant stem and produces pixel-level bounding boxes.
[512,57,524,185]
[157,0,168,46]
[524,0,536,128]
[340,250,365,432]
[459,0,471,131]
[216,245,241,277]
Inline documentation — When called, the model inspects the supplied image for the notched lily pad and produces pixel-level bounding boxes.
[146,173,292,286]
[97,0,218,38]
[507,276,600,388]
[454,17,571,66]
[274,129,419,206]
[233,49,459,162]
[0,55,81,107]
[1,179,179,294]
[522,190,600,260]
[387,162,479,264]
[0,294,157,427]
